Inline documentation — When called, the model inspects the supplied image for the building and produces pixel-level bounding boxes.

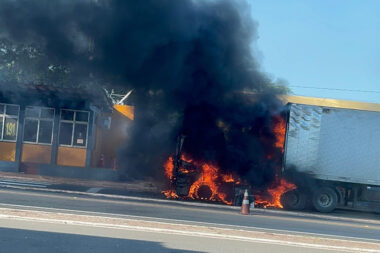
[0,83,133,181]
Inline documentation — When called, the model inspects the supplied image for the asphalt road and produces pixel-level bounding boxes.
[0,188,379,242]
[0,218,346,253]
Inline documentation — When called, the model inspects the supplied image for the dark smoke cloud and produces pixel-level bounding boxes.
[0,0,286,187]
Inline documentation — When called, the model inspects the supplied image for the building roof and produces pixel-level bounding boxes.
[279,95,380,113]
[113,104,134,120]
[0,82,113,112]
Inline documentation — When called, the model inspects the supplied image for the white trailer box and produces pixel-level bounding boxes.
[284,103,380,187]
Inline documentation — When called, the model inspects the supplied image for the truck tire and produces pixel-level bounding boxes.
[280,190,307,210]
[312,187,338,213]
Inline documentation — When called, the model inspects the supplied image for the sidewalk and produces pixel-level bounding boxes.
[0,171,160,196]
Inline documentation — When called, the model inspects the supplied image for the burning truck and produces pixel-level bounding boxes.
[163,95,380,213]
[162,133,295,208]
[162,94,297,209]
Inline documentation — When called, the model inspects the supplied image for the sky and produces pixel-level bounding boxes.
[250,0,380,103]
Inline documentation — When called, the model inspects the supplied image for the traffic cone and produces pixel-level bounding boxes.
[241,189,250,215]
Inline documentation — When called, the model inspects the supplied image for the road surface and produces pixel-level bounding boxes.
[0,187,379,252]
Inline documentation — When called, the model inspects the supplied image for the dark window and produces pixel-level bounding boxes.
[61,110,74,121]
[38,120,53,144]
[59,109,89,147]
[23,107,54,144]
[41,108,54,119]
[75,111,89,122]
[25,107,39,117]
[73,124,87,147]
[59,122,73,145]
[4,117,18,141]
[0,104,19,142]
[23,119,38,142]
[6,105,19,116]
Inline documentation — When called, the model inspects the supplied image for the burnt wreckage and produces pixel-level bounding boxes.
[169,135,251,206]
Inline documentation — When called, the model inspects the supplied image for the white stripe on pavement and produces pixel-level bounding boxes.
[0,181,47,188]
[86,187,103,193]
[0,179,51,186]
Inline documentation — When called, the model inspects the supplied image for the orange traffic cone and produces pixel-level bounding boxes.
[241,189,250,215]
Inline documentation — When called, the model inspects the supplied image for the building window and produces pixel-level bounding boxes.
[59,109,89,147]
[0,103,20,142]
[23,106,55,144]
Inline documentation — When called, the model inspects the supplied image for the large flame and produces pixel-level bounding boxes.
[253,115,296,208]
[273,115,286,152]
[187,163,230,205]
[162,154,237,205]
[162,157,179,198]
[254,178,296,208]
[162,114,296,209]
[164,156,174,179]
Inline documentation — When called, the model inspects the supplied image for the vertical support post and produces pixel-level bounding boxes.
[14,105,25,172]
[344,188,349,207]
[85,110,95,168]
[352,187,358,208]
[50,107,60,166]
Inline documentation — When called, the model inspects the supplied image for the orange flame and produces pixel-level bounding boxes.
[162,114,295,209]
[255,178,296,208]
[273,115,286,152]
[221,174,235,183]
[162,189,179,198]
[162,155,236,205]
[252,115,296,209]
[164,157,174,179]
[187,163,232,205]
[181,154,193,163]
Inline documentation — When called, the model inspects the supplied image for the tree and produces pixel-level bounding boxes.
[0,39,95,89]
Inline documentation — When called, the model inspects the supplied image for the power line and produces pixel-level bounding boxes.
[289,85,380,94]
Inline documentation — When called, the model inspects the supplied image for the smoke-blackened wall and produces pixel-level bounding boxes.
[0,0,286,186]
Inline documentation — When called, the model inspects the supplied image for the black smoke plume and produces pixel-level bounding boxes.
[0,0,286,187]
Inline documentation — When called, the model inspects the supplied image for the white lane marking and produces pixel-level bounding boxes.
[0,179,51,186]
[0,181,47,188]
[0,202,378,244]
[0,213,378,253]
[86,187,103,193]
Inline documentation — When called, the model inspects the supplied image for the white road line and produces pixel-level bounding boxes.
[0,212,378,253]
[0,202,378,244]
[0,181,47,188]
[86,187,103,193]
[0,179,51,186]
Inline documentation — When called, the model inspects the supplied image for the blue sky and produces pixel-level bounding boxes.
[250,0,380,103]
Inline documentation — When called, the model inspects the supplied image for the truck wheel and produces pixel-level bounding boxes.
[280,190,306,210]
[312,187,338,213]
